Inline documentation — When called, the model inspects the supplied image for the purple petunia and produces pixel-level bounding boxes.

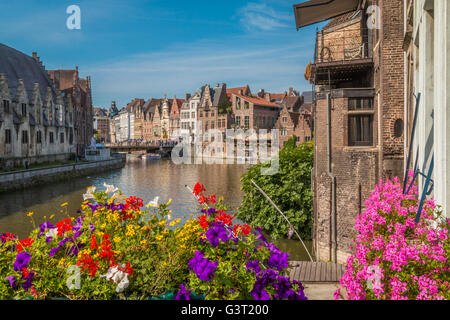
[273,276,293,300]
[89,223,96,234]
[267,251,289,272]
[13,252,31,272]
[255,227,268,246]
[201,208,217,216]
[39,222,56,237]
[5,275,17,288]
[188,251,218,281]
[174,284,192,300]
[205,223,229,247]
[246,260,261,274]
[49,237,71,257]
[21,270,35,291]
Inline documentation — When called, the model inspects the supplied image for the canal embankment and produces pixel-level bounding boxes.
[0,156,125,193]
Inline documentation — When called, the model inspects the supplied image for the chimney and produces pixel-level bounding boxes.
[32,52,39,62]
[258,89,265,98]
[289,87,294,96]
[185,93,191,101]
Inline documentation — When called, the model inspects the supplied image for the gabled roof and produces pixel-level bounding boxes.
[234,93,280,108]
[268,92,287,102]
[0,43,58,100]
[93,107,108,117]
[226,86,249,99]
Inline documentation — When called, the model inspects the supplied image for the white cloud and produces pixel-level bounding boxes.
[86,39,313,108]
[237,2,292,31]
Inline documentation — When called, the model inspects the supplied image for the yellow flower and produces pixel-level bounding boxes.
[58,258,65,266]
[140,239,147,245]
[49,214,54,219]
[125,225,136,237]
[113,236,121,243]
[101,223,107,229]
[61,202,68,207]
[27,212,34,217]
[167,198,172,206]
[155,234,163,241]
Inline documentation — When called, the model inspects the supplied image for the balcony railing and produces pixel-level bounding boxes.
[314,27,372,64]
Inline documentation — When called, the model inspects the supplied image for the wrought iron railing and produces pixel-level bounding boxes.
[314,28,372,64]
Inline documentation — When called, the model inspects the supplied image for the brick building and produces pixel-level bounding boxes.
[93,107,110,143]
[294,0,405,263]
[275,104,312,148]
[48,66,93,156]
[169,96,184,139]
[230,88,280,131]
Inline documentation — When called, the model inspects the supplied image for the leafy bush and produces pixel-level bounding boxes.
[336,173,450,300]
[0,182,307,300]
[236,138,314,240]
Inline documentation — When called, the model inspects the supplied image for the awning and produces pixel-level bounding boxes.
[293,0,362,30]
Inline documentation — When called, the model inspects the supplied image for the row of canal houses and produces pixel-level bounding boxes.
[108,83,314,149]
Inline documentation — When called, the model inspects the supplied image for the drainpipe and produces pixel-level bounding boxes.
[326,92,337,263]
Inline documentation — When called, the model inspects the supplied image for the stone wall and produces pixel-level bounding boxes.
[0,158,124,193]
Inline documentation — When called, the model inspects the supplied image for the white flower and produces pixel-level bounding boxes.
[83,186,97,201]
[146,196,159,208]
[104,182,119,194]
[101,265,130,293]
[166,210,172,221]
[116,274,129,293]
[45,228,57,238]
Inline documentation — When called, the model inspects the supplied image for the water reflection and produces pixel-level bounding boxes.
[0,157,247,238]
[0,156,313,261]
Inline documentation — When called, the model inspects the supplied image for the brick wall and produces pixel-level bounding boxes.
[314,95,379,263]
[376,0,405,179]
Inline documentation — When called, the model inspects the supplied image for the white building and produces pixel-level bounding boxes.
[180,91,201,141]
[118,108,131,142]
[404,0,449,217]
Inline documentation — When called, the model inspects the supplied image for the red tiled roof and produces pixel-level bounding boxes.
[226,86,248,99]
[268,92,287,102]
[234,93,280,107]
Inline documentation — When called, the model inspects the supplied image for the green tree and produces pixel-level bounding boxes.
[237,137,314,240]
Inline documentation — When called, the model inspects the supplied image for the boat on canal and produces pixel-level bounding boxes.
[140,153,161,160]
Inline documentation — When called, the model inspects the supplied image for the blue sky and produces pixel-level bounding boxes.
[0,0,325,109]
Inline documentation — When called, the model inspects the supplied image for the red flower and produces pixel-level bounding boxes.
[193,182,205,196]
[125,196,143,211]
[208,195,216,205]
[119,262,134,275]
[232,224,252,237]
[56,219,73,237]
[215,212,233,226]
[0,232,16,242]
[17,238,34,253]
[198,215,209,229]
[77,254,100,277]
[90,235,98,250]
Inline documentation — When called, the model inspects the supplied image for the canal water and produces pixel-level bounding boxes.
[0,156,313,261]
